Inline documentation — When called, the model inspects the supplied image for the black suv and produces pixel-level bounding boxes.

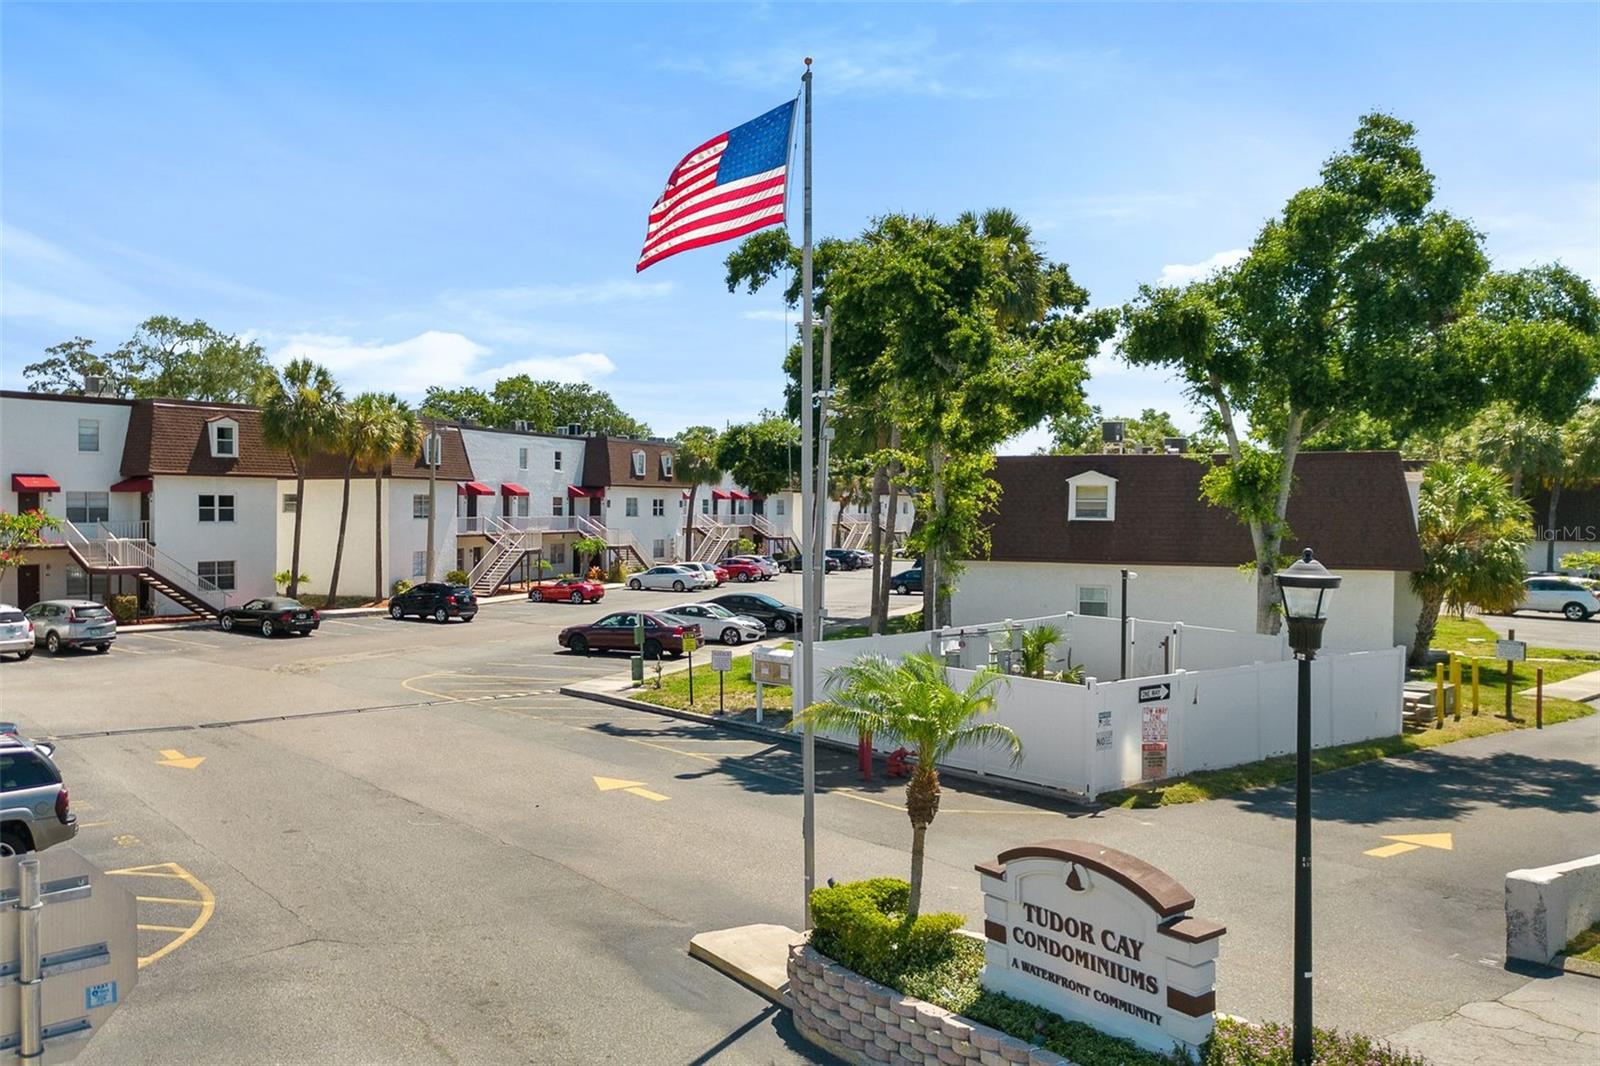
[389,583,478,623]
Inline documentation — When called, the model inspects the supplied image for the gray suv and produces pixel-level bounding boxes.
[0,730,77,856]
[23,599,116,655]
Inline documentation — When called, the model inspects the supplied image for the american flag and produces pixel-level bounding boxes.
[636,100,796,272]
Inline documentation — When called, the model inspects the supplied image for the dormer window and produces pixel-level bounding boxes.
[660,454,674,478]
[209,418,239,459]
[1066,471,1116,521]
[631,449,646,478]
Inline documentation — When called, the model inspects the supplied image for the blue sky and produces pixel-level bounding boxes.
[3,3,1596,448]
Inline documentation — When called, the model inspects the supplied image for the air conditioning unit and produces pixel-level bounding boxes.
[511,420,532,433]
[566,423,583,437]
[83,373,104,396]
[1163,436,1187,454]
[1101,420,1125,443]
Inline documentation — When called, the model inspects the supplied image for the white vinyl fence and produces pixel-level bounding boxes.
[795,613,1401,798]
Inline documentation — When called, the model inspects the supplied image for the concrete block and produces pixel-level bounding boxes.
[875,1005,899,1024]
[689,923,803,1007]
[893,999,921,1019]
[911,1035,937,1055]
[926,1030,951,1049]
[999,1041,1032,1063]
[937,1047,964,1065]
[843,1033,866,1051]
[1028,1048,1071,1066]
[850,994,871,1011]
[1507,855,1600,964]
[970,1027,1001,1052]
[840,1005,863,1023]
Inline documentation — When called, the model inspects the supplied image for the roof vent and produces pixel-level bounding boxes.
[1162,436,1187,454]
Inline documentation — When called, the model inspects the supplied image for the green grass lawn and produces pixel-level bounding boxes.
[1431,615,1600,666]
[629,656,793,724]
[825,610,923,642]
[1564,922,1600,964]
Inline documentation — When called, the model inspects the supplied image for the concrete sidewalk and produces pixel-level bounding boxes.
[1388,972,1600,1065]
[1523,667,1600,702]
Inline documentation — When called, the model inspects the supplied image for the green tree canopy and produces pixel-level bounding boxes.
[419,377,649,437]
[257,359,343,598]
[24,316,269,402]
[717,414,799,497]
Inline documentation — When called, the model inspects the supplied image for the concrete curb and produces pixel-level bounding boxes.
[1558,954,1600,979]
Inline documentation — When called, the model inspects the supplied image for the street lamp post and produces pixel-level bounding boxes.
[1274,548,1341,1066]
[1120,568,1138,680]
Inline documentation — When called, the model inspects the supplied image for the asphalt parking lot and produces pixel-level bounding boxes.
[3,568,1595,1063]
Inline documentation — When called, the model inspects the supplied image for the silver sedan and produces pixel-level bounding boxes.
[659,602,767,645]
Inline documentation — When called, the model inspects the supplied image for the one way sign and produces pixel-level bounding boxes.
[1138,683,1170,702]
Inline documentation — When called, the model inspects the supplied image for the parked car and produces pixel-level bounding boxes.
[627,565,715,592]
[660,602,767,645]
[776,553,839,574]
[220,597,321,637]
[680,561,727,587]
[558,611,701,659]
[709,591,804,634]
[0,731,76,856]
[22,600,115,655]
[825,549,865,571]
[716,558,766,583]
[729,555,779,579]
[528,576,605,604]
[890,567,924,595]
[0,605,33,661]
[1514,576,1600,621]
[389,582,478,623]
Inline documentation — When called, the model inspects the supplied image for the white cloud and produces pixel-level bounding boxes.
[269,330,616,397]
[1157,248,1247,287]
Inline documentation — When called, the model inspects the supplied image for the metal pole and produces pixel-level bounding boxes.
[814,312,832,644]
[1293,652,1313,1066]
[1536,667,1543,729]
[798,58,816,929]
[1120,568,1129,680]
[18,855,43,1059]
[425,418,439,582]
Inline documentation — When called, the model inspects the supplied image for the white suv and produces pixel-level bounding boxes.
[1515,577,1600,621]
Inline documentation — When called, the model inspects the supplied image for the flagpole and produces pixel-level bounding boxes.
[798,56,817,930]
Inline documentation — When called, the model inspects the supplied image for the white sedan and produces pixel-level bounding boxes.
[626,565,716,593]
[659,602,767,645]
[1515,576,1600,621]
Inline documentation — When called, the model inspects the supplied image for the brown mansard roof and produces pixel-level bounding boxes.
[118,400,474,480]
[581,435,681,488]
[984,451,1423,572]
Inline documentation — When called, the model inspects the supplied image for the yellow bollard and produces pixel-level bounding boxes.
[1471,659,1480,715]
[1451,654,1462,722]
[1435,662,1445,729]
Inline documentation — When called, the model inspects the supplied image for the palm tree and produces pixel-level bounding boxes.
[1410,461,1533,664]
[336,393,417,602]
[675,426,723,557]
[800,653,1021,916]
[1539,404,1600,571]
[1469,402,1563,500]
[1018,625,1061,679]
[256,359,343,599]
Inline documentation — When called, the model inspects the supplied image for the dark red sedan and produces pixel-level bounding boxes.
[558,611,701,660]
[717,559,765,583]
[528,576,606,604]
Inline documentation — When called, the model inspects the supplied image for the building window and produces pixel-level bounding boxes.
[551,541,566,564]
[518,447,529,470]
[412,494,431,519]
[776,498,786,516]
[631,449,646,477]
[210,420,238,458]
[901,501,909,514]
[197,560,236,591]
[660,454,674,478]
[78,419,100,452]
[282,493,298,514]
[421,432,443,467]
[412,551,427,578]
[64,563,108,601]
[456,549,464,571]
[1078,586,1110,617]
[515,495,530,517]
[554,450,562,471]
[552,496,564,517]
[651,498,665,517]
[652,538,666,559]
[65,492,109,524]
[702,498,710,515]
[625,497,639,517]
[198,494,235,522]
[1067,474,1116,521]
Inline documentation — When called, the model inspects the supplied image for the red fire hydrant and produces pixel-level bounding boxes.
[886,748,914,778]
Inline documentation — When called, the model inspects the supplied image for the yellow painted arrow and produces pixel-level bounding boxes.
[1365,832,1452,858]
[593,776,667,802]
[157,749,205,770]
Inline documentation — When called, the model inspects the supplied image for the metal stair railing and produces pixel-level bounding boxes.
[468,515,534,593]
[99,527,230,614]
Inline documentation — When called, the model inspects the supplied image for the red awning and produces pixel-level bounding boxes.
[11,475,60,493]
[711,489,733,501]
[500,482,530,498]
[110,476,153,493]
[681,490,692,500]
[566,485,589,499]
[730,490,751,500]
[458,481,494,497]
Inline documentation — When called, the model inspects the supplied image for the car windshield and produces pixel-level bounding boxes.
[691,603,734,618]
[743,594,784,609]
[265,598,302,610]
[0,610,23,623]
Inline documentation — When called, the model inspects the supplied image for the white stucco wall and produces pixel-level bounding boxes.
[386,478,458,589]
[149,476,279,606]
[458,427,586,524]
[1523,539,1598,575]
[275,478,385,598]
[953,561,1413,653]
[605,486,685,562]
[0,395,136,526]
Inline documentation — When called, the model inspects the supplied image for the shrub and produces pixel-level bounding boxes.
[273,570,308,593]
[444,569,469,585]
[808,878,966,983]
[1202,1017,1427,1065]
[606,558,628,585]
[107,594,138,623]
[391,579,412,597]
[734,536,757,556]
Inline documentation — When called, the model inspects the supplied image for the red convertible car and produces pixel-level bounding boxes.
[528,576,606,604]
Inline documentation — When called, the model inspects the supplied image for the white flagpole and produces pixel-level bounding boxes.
[799,57,817,929]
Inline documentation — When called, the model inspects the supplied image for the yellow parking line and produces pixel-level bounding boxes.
[136,923,192,934]
[106,862,215,967]
[137,895,205,907]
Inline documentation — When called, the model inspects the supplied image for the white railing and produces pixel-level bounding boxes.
[45,522,229,612]
[459,514,558,536]
[72,519,150,541]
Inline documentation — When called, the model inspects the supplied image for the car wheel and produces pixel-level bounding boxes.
[16,647,31,661]
[771,616,790,633]
[673,580,685,592]
[737,572,750,582]
[1564,602,1591,621]
[220,613,235,632]
[96,643,111,653]
[46,632,62,655]
[629,579,642,590]
[433,607,449,623]
[390,604,406,620]
[0,829,28,858]
[261,619,275,637]
[722,627,742,646]
[530,589,543,602]
[569,634,589,656]
[643,638,663,660]
[894,584,908,596]
[570,591,583,604]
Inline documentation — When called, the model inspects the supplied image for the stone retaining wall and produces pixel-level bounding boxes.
[787,941,1078,1066]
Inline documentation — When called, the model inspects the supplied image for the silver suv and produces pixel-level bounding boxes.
[22,599,116,655]
[0,729,77,856]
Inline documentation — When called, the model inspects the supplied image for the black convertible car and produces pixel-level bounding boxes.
[219,597,321,637]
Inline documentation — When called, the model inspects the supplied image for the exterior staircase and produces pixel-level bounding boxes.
[465,515,547,596]
[839,516,873,551]
[690,515,738,562]
[750,514,796,554]
[47,523,227,619]
[575,515,651,570]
